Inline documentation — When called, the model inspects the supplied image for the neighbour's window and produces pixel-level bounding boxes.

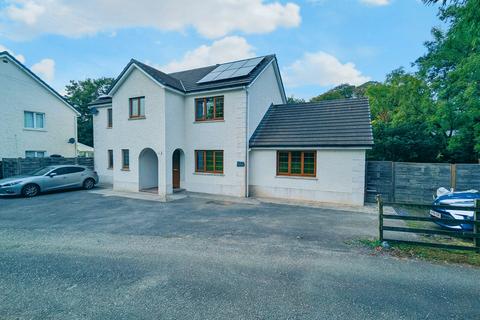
[107,108,113,128]
[195,96,224,121]
[129,97,145,118]
[122,149,130,170]
[195,150,223,173]
[24,111,45,129]
[277,151,316,177]
[108,150,113,169]
[25,151,45,158]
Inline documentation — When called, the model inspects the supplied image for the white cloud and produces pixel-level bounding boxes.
[0,44,26,63]
[6,0,45,25]
[360,0,391,5]
[1,0,301,39]
[283,51,370,87]
[31,58,55,81]
[161,36,256,72]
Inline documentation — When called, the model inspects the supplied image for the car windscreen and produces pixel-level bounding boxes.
[31,167,55,176]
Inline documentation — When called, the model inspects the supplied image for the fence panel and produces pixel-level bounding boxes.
[394,162,451,204]
[366,161,480,204]
[1,157,94,178]
[365,161,394,203]
[456,164,480,191]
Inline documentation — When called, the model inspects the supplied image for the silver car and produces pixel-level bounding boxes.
[0,165,99,197]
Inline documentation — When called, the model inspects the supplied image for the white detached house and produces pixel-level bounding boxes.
[0,51,80,159]
[89,55,373,205]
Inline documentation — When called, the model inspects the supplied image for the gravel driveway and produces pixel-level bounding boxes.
[0,189,478,319]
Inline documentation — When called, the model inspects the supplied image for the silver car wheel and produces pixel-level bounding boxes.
[23,184,39,197]
[83,178,95,190]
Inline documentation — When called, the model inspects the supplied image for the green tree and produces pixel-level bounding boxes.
[365,69,443,162]
[417,0,480,162]
[65,78,114,147]
[310,82,377,102]
[286,95,306,104]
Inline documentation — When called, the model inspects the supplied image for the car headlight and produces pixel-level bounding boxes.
[1,181,22,187]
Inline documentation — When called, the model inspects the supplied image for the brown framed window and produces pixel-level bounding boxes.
[107,108,113,128]
[122,149,129,170]
[129,97,145,118]
[107,149,113,169]
[195,96,224,121]
[277,151,316,177]
[195,150,223,173]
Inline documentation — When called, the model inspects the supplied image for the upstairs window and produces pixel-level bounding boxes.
[195,150,223,174]
[277,151,316,177]
[129,97,145,119]
[195,96,224,121]
[107,108,113,128]
[24,111,45,129]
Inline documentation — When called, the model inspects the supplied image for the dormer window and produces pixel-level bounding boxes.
[195,96,224,121]
[129,97,145,119]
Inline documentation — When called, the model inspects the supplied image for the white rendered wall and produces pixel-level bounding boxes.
[249,149,367,205]
[0,57,77,158]
[183,89,247,197]
[92,105,114,185]
[108,68,166,194]
[164,90,186,194]
[247,63,284,139]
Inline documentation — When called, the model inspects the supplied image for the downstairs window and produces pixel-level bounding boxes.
[277,151,316,177]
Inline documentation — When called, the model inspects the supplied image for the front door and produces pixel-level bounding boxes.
[173,150,180,189]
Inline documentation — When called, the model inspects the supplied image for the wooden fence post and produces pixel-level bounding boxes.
[474,199,479,254]
[376,194,384,242]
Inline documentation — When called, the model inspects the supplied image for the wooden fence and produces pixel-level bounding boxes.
[0,157,94,179]
[366,161,480,204]
[377,195,480,253]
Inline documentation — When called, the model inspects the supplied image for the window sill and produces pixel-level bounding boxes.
[193,172,224,176]
[193,119,224,124]
[128,116,146,121]
[121,168,130,171]
[106,127,112,129]
[23,128,46,132]
[275,175,317,180]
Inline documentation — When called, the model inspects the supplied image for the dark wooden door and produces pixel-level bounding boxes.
[173,150,180,189]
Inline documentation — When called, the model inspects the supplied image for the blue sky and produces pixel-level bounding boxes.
[0,0,443,99]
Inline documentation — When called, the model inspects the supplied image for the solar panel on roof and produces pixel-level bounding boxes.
[197,56,265,84]
[232,65,256,77]
[242,57,264,67]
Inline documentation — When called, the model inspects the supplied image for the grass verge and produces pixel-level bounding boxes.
[357,238,480,267]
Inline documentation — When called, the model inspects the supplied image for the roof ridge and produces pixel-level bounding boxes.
[168,54,275,76]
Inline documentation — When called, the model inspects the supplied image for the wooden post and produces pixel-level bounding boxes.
[376,194,384,242]
[450,163,457,191]
[474,199,479,254]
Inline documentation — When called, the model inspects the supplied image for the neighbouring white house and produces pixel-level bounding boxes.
[0,51,80,159]
[77,142,94,158]
[89,55,373,205]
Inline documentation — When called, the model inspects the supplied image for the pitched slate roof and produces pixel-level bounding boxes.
[1,51,80,115]
[249,98,374,148]
[99,54,278,101]
[168,55,276,93]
